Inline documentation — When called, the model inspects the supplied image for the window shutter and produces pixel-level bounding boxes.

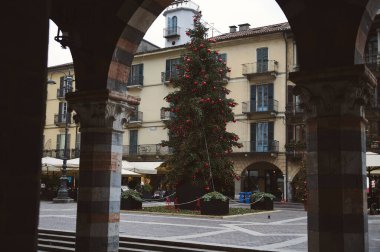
[257,47,268,72]
[287,85,294,103]
[129,130,138,155]
[59,76,65,89]
[268,122,274,142]
[268,83,274,110]
[56,135,61,150]
[76,133,81,149]
[219,53,227,63]
[165,59,171,80]
[139,64,144,85]
[250,123,256,152]
[250,85,256,112]
[287,125,294,143]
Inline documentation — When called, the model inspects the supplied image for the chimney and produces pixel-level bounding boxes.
[229,25,237,33]
[238,23,250,31]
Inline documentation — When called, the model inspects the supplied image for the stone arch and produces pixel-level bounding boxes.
[241,161,284,199]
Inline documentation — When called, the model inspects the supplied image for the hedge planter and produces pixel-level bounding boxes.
[200,198,229,215]
[251,197,273,210]
[120,197,142,210]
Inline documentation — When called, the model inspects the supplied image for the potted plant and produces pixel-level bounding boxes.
[250,192,276,210]
[120,189,143,210]
[200,191,229,215]
[141,184,153,199]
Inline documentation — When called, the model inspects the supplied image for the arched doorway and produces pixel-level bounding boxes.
[241,162,283,200]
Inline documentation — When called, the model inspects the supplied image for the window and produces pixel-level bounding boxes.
[167,16,178,36]
[250,84,274,112]
[287,124,305,144]
[58,102,68,123]
[128,64,144,86]
[218,53,227,63]
[250,122,274,152]
[365,36,377,64]
[129,130,138,155]
[130,105,140,122]
[256,47,268,73]
[165,58,181,81]
[56,133,70,158]
[287,85,302,112]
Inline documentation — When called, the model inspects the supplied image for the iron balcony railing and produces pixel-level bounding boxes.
[242,60,278,76]
[285,103,304,114]
[43,148,80,159]
[123,144,173,156]
[161,70,181,84]
[232,140,279,153]
[56,87,73,99]
[127,75,144,87]
[54,113,71,126]
[163,26,180,38]
[242,99,279,114]
[160,108,175,121]
[129,111,143,123]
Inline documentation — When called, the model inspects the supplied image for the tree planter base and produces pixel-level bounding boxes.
[251,198,273,210]
[121,197,142,210]
[176,182,203,210]
[200,199,229,215]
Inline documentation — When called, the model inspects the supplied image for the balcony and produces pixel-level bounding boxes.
[127,75,144,89]
[242,60,278,81]
[160,108,175,121]
[163,26,180,38]
[232,140,279,153]
[56,87,72,99]
[123,144,173,157]
[242,99,278,119]
[161,70,181,84]
[54,113,71,127]
[285,142,306,160]
[43,148,80,159]
[285,103,305,124]
[365,102,380,121]
[126,111,143,128]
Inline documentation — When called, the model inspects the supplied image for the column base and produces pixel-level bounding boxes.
[53,197,74,203]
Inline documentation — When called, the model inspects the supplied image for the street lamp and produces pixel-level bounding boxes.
[48,71,75,203]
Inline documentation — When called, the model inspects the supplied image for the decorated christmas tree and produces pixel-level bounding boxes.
[162,12,242,196]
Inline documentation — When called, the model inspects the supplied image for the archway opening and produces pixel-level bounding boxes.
[241,162,283,200]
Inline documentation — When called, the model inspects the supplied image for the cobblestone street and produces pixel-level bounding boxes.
[38,201,380,251]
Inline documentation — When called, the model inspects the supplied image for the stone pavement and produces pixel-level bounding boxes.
[39,201,380,251]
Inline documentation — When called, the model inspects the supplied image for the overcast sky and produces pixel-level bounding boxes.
[48,0,287,67]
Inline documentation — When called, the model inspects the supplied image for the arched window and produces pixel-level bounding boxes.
[167,16,177,35]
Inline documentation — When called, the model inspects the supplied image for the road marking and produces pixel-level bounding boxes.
[162,229,236,240]
[254,236,308,250]
[222,224,306,237]
[268,217,307,225]
[222,224,263,236]
[40,209,76,211]
[120,220,227,230]
[39,215,76,218]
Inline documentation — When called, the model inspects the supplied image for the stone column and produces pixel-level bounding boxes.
[377,29,380,71]
[291,65,376,252]
[0,1,48,251]
[66,90,137,252]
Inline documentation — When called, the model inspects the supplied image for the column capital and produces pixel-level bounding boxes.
[290,65,377,118]
[66,90,140,131]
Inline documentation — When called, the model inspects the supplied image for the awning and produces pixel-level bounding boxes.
[366,152,380,175]
[122,160,162,174]
[121,168,141,177]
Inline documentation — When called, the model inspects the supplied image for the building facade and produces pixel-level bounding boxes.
[45,9,302,200]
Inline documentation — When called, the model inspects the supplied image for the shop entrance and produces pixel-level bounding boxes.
[241,162,284,200]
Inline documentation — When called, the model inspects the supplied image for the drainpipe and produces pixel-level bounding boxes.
[283,31,289,202]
